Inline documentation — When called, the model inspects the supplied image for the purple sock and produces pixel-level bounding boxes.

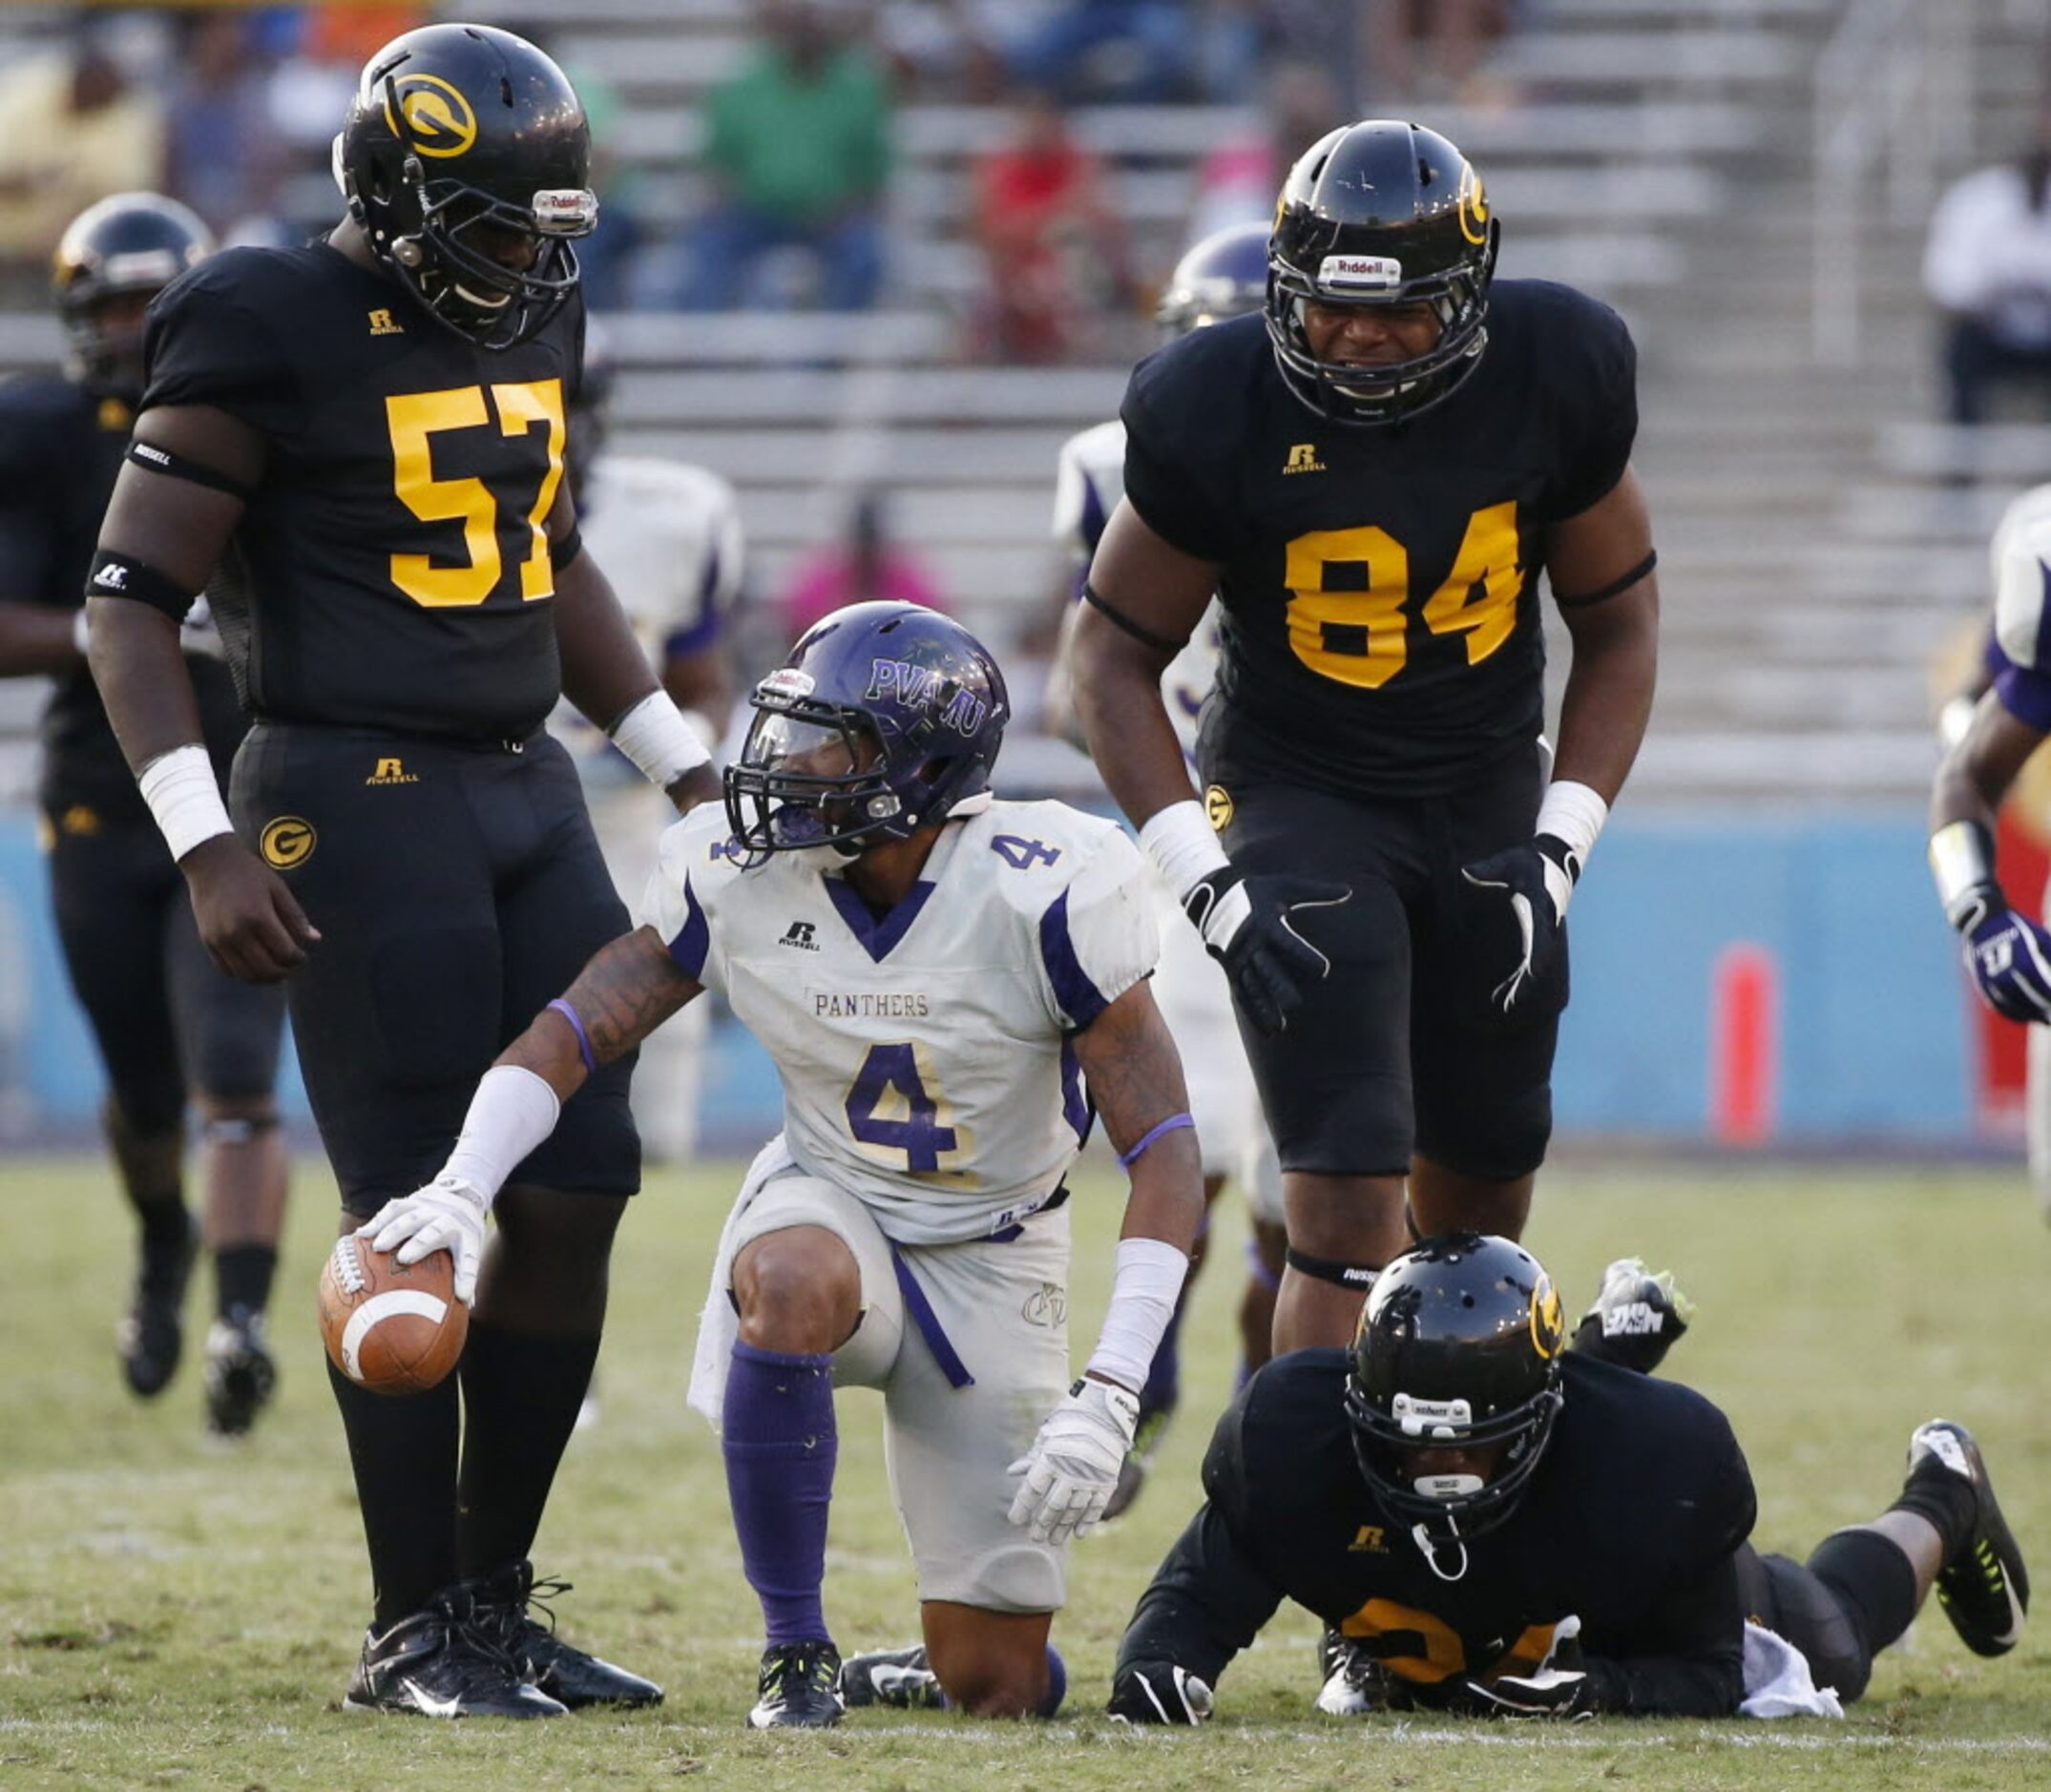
[722,1341,837,1646]
[1036,1645,1067,1719]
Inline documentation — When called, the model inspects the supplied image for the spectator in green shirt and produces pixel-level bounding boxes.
[679,1,891,310]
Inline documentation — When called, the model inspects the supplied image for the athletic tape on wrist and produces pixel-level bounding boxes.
[1085,1236,1191,1392]
[1535,780,1608,865]
[1930,819,2000,926]
[608,690,712,789]
[136,744,234,863]
[1140,800,1231,903]
[439,1064,562,1206]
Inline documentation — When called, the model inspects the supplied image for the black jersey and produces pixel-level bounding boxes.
[141,241,582,740]
[0,373,242,817]
[1117,1350,1754,1718]
[1120,284,1637,798]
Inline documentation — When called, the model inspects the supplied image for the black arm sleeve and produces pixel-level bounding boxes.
[1114,1393,1288,1688]
[1580,1550,1748,1718]
[1115,1500,1287,1691]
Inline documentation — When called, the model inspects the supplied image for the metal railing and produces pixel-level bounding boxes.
[1811,0,1976,365]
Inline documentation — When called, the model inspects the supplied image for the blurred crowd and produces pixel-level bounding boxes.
[0,1,1524,357]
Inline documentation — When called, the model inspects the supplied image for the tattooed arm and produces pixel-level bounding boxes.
[503,926,702,1098]
[1072,980,1204,1255]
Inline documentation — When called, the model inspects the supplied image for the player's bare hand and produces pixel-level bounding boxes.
[179,833,321,982]
[663,761,722,815]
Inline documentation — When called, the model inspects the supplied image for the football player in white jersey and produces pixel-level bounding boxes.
[1932,479,2051,1221]
[556,330,743,1164]
[1046,221,1286,1518]
[362,602,1205,1728]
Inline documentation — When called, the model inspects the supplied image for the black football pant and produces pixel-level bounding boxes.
[234,723,640,1623]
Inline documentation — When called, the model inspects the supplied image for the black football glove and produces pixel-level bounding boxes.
[1182,866,1350,1036]
[1450,1615,1594,1720]
[1107,1660,1214,1725]
[1460,833,1579,1013]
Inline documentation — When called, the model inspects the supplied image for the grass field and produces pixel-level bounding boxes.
[2,1152,2047,1790]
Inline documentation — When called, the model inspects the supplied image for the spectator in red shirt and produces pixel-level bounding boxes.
[971,89,1131,363]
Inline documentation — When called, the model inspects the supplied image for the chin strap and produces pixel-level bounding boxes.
[1411,1516,1471,1585]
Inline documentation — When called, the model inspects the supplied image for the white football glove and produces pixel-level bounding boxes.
[359,1173,489,1305]
[1007,1377,1140,1545]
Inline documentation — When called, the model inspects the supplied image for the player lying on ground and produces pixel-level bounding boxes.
[364,602,1205,1727]
[1107,1233,2027,1723]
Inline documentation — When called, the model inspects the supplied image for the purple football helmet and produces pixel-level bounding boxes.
[723,602,1010,864]
[1155,220,1270,337]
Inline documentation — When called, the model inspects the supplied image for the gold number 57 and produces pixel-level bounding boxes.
[385,379,566,608]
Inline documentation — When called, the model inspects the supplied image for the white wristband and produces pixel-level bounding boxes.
[440,1065,562,1207]
[137,744,234,864]
[1085,1236,1191,1392]
[1535,780,1609,863]
[1139,799,1230,903]
[609,691,713,789]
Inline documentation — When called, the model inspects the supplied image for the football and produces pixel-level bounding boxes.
[318,1234,469,1395]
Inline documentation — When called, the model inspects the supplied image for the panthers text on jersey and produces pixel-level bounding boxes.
[0,374,242,818]
[1118,1350,1756,1718]
[140,241,583,740]
[1120,284,1637,798]
[642,798,1157,1244]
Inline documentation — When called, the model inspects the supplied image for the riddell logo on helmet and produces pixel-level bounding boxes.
[1318,254,1402,292]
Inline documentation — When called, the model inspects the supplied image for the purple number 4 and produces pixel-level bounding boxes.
[846,1043,957,1172]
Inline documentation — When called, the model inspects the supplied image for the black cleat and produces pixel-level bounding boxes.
[473,1560,663,1709]
[1102,1402,1176,1523]
[202,1306,277,1437]
[838,1643,945,1710]
[1909,1420,2029,1657]
[1569,1257,1693,1375]
[116,1214,199,1398]
[344,1585,566,1719]
[747,1639,845,1729]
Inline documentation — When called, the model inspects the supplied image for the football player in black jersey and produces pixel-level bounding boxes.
[1108,1235,2028,1724]
[1067,121,1661,1356]
[83,26,711,1719]
[0,193,291,1437]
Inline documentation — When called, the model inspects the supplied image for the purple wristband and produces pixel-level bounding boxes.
[547,998,596,1074]
[1118,1111,1195,1168]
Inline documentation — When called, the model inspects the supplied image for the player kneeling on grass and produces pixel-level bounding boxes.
[1107,1233,2027,1725]
[371,602,1204,1727]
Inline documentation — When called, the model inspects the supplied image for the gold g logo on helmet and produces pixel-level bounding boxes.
[384,73,477,158]
[1457,163,1490,246]
[1529,1272,1565,1360]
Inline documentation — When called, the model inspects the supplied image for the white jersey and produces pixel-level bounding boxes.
[642,798,1157,1245]
[553,452,744,771]
[1992,481,2051,678]
[1052,417,1222,760]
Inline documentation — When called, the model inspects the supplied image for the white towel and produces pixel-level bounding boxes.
[686,1135,798,1432]
[1738,1619,1844,1719]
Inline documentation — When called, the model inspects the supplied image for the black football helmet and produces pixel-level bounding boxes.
[333,23,597,350]
[52,192,213,395]
[1345,1233,1565,1568]
[1266,118,1499,427]
[1156,221,1271,336]
[724,603,1010,866]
